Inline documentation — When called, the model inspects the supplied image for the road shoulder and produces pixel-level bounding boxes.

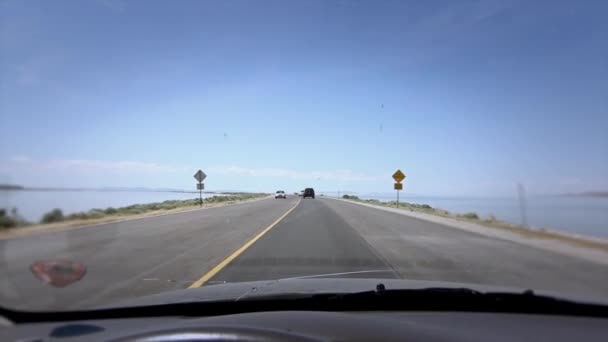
[0,195,272,240]
[323,197,608,266]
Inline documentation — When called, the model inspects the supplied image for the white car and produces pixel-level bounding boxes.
[275,190,286,199]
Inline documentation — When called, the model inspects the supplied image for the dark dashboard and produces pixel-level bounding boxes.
[2,311,607,341]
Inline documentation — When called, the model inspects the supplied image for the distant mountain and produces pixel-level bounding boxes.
[0,184,24,190]
[99,186,193,192]
[0,185,241,194]
[562,191,608,198]
[3,185,198,193]
[579,191,608,197]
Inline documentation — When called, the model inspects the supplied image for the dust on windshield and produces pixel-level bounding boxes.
[1,0,607,311]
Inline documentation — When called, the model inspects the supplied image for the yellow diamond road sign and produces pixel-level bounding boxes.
[392,169,406,183]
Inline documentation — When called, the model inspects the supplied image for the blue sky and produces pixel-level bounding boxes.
[1,0,607,196]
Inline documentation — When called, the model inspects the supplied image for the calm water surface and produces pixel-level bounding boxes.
[0,190,207,222]
[1,190,606,238]
[337,192,608,238]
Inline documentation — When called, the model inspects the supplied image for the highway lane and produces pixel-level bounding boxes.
[0,196,299,310]
[208,197,608,299]
[319,198,608,297]
[207,197,398,283]
[1,194,607,311]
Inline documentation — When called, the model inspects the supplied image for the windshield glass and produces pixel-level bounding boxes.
[1,0,607,312]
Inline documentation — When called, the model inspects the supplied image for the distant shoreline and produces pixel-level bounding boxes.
[20,188,200,194]
[559,192,608,198]
[0,186,205,194]
[0,185,260,195]
[0,193,270,239]
[3,185,608,198]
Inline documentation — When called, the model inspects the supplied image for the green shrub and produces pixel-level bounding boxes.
[342,195,360,200]
[41,208,64,223]
[37,194,265,224]
[0,207,29,228]
[104,207,118,215]
[461,212,479,220]
[0,215,17,228]
[124,208,144,215]
[71,212,89,220]
[86,209,106,219]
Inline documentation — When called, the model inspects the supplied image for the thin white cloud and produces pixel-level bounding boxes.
[2,157,189,174]
[9,155,31,163]
[9,54,65,87]
[559,178,583,186]
[1,157,381,182]
[44,159,190,174]
[208,165,381,182]
[96,0,126,13]
[15,64,41,86]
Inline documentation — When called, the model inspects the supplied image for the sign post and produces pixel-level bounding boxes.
[392,169,406,207]
[194,169,207,207]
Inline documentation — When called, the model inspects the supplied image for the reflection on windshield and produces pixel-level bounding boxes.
[30,260,87,288]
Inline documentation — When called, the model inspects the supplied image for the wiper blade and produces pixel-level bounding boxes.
[242,285,607,315]
[3,285,608,323]
[304,285,605,316]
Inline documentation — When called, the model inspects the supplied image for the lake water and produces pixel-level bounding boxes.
[325,192,608,238]
[0,190,207,222]
[1,190,607,238]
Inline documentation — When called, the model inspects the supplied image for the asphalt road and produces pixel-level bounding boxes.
[1,196,607,310]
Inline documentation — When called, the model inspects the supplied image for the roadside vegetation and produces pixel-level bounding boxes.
[1,193,267,230]
[342,195,435,212]
[0,208,30,228]
[341,194,505,225]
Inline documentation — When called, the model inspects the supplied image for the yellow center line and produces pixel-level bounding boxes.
[188,199,302,288]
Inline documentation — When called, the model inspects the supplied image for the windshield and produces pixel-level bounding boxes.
[1,0,607,312]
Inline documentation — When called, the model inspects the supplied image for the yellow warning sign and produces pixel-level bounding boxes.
[392,169,406,183]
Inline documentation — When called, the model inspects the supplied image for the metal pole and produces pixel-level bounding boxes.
[199,185,203,207]
[517,183,527,227]
[397,189,399,207]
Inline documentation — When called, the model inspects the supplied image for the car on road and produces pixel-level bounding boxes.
[274,190,286,199]
[298,190,304,197]
[303,188,315,199]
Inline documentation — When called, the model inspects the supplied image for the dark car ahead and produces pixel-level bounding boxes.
[303,188,315,199]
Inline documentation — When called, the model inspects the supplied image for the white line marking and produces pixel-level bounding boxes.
[279,269,394,280]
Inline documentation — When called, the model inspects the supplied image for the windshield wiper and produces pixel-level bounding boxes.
[303,285,607,315]
[240,284,607,316]
[2,285,608,323]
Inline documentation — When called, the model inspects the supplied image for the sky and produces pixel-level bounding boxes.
[1,0,607,196]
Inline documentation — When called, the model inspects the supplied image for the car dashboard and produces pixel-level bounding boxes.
[2,310,607,341]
